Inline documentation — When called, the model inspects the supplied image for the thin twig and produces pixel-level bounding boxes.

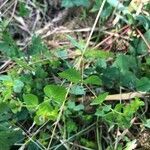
[94,25,129,49]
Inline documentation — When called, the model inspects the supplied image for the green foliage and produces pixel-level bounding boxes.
[23,94,39,109]
[13,80,24,93]
[0,31,20,58]
[144,119,150,128]
[61,0,90,8]
[84,75,102,85]
[0,0,150,149]
[137,30,150,54]
[85,49,113,59]
[136,15,150,30]
[90,92,108,105]
[29,36,48,55]
[59,68,82,83]
[67,101,84,111]
[136,77,150,92]
[44,84,67,103]
[97,98,145,128]
[0,127,23,150]
[18,1,29,17]
[70,85,86,95]
[0,104,23,150]
[67,35,85,50]
[34,101,58,125]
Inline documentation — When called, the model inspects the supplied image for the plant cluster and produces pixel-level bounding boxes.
[0,0,150,149]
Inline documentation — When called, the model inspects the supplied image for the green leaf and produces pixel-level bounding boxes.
[44,85,67,103]
[35,101,58,125]
[144,119,150,128]
[74,104,84,111]
[113,54,138,73]
[59,68,81,83]
[90,0,103,12]
[13,80,24,93]
[85,49,113,59]
[95,105,111,117]
[84,75,102,85]
[61,0,90,8]
[101,67,120,88]
[29,36,48,55]
[80,138,96,149]
[70,85,86,95]
[137,30,150,54]
[67,101,84,111]
[73,0,90,7]
[9,100,22,113]
[66,119,77,133]
[146,57,150,65]
[67,101,76,109]
[120,71,137,88]
[124,140,137,150]
[0,125,23,150]
[91,92,108,105]
[136,15,150,30]
[0,31,20,58]
[0,103,9,114]
[18,1,29,17]
[67,35,84,50]
[136,77,150,92]
[107,0,127,14]
[123,98,144,118]
[61,0,74,8]
[55,50,68,59]
[23,94,39,108]
[0,75,12,81]
[96,59,107,69]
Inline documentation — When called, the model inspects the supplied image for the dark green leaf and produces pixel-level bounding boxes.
[136,77,150,92]
[0,31,20,58]
[137,30,150,54]
[0,103,9,114]
[113,54,138,73]
[136,15,150,30]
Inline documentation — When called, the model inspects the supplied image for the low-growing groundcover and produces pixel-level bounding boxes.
[0,0,150,149]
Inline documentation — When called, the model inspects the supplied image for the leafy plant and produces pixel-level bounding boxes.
[0,0,150,149]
